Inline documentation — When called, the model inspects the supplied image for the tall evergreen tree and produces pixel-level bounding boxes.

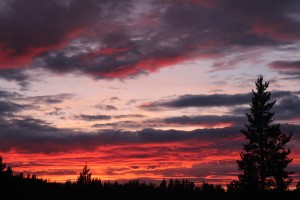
[237,75,293,192]
[77,163,92,186]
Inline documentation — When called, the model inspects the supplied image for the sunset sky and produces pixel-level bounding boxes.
[1,0,300,186]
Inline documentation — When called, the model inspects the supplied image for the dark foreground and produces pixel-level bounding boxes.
[1,157,300,200]
[1,175,300,200]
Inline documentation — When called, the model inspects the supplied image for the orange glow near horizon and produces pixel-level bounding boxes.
[1,138,242,184]
[2,137,300,187]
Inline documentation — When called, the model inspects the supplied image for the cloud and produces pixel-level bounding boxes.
[93,120,155,129]
[0,90,22,99]
[47,107,64,116]
[1,116,299,184]
[0,69,31,90]
[275,95,300,120]
[141,91,295,110]
[269,60,300,76]
[0,0,299,81]
[15,93,75,104]
[114,114,146,119]
[0,101,29,117]
[140,93,251,110]
[0,115,246,153]
[75,114,112,121]
[95,104,118,111]
[0,0,103,67]
[95,114,244,130]
[232,93,300,121]
[0,91,32,118]
[161,115,245,127]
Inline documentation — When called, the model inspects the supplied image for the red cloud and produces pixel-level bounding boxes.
[95,54,191,78]
[1,138,242,184]
[0,0,98,69]
[0,28,85,68]
[1,0,300,81]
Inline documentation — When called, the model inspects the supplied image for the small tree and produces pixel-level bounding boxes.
[296,181,300,191]
[0,156,6,173]
[159,179,167,191]
[237,75,293,192]
[77,163,92,186]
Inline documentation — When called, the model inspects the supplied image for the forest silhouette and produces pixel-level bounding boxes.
[1,76,300,199]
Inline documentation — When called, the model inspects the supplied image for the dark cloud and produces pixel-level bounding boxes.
[143,93,251,109]
[110,97,120,101]
[47,107,64,116]
[0,101,29,117]
[161,115,245,127]
[0,115,299,178]
[95,104,118,111]
[75,114,112,121]
[0,0,102,67]
[93,122,119,128]
[141,91,295,109]
[16,93,75,104]
[0,69,31,90]
[0,90,32,118]
[269,60,300,76]
[0,0,299,80]
[93,120,149,129]
[275,95,300,120]
[0,90,22,99]
[281,75,300,80]
[114,114,146,119]
[0,115,244,153]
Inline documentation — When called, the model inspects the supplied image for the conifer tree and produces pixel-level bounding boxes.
[237,75,293,192]
[0,156,6,173]
[77,163,92,186]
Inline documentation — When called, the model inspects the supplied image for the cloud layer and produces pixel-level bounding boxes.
[0,0,300,82]
[1,115,299,185]
[140,91,298,110]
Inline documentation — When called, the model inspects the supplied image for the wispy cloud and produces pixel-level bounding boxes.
[74,114,112,121]
[269,60,300,77]
[95,104,118,111]
[140,91,296,110]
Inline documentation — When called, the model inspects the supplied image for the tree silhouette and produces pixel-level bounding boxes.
[0,156,6,173]
[237,75,293,192]
[159,179,167,191]
[77,163,92,186]
[296,181,300,191]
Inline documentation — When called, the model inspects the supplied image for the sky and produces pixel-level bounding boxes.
[0,0,300,186]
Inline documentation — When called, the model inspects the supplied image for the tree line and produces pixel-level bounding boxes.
[0,76,299,199]
[1,157,300,200]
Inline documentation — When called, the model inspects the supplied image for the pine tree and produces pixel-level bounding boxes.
[159,179,167,191]
[77,163,92,186]
[237,75,293,192]
[0,156,6,173]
